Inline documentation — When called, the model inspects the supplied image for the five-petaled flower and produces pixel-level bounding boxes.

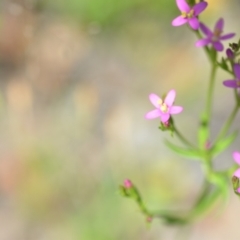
[145,90,183,123]
[223,64,240,88]
[172,0,208,30]
[195,18,235,51]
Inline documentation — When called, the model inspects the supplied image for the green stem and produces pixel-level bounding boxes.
[174,126,196,148]
[205,62,217,124]
[214,104,239,143]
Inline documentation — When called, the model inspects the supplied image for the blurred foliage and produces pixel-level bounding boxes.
[43,0,176,27]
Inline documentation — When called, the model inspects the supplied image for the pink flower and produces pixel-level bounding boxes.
[233,151,240,178]
[195,19,235,51]
[223,64,240,88]
[145,89,183,123]
[124,179,133,189]
[172,0,208,30]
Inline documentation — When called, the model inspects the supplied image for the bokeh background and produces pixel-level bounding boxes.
[0,0,240,239]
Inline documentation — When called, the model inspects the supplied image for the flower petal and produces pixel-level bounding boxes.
[223,80,238,88]
[193,1,208,16]
[195,38,211,47]
[234,168,240,178]
[215,18,224,31]
[164,89,176,107]
[199,22,212,36]
[161,113,170,123]
[176,0,190,12]
[145,109,161,119]
[233,151,240,165]
[172,16,188,26]
[170,106,183,114]
[220,33,235,40]
[213,41,223,51]
[234,64,240,79]
[149,93,162,108]
[188,17,199,30]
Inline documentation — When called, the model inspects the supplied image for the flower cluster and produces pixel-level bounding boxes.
[122,0,240,227]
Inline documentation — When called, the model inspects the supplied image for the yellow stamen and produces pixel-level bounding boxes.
[187,9,194,18]
[157,99,163,105]
[181,12,187,18]
[160,103,168,113]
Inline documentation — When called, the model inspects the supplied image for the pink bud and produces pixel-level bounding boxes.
[205,140,211,149]
[124,179,133,188]
[226,48,234,59]
[146,216,152,222]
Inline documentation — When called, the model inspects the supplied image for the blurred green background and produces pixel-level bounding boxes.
[0,0,240,239]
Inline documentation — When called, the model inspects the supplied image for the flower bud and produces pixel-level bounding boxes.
[124,179,133,189]
[226,48,234,59]
[232,175,239,191]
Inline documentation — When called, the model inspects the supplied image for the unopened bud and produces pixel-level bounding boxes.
[124,179,133,189]
[226,48,234,59]
[232,175,239,191]
[146,216,153,222]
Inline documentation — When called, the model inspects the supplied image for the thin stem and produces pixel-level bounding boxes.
[205,62,217,124]
[214,104,239,143]
[174,126,196,148]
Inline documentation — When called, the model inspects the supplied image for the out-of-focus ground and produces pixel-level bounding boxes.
[0,0,240,239]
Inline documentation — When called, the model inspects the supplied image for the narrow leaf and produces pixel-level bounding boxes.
[165,140,203,160]
[211,131,238,157]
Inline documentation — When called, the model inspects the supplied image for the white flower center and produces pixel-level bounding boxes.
[212,29,222,42]
[157,99,168,113]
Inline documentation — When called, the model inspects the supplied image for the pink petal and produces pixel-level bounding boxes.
[193,1,208,16]
[215,18,224,31]
[223,80,238,88]
[170,106,183,114]
[195,38,211,47]
[164,89,176,107]
[161,113,170,123]
[176,0,190,12]
[237,187,240,193]
[234,64,240,79]
[199,22,212,36]
[234,168,240,178]
[145,109,161,119]
[149,93,162,108]
[213,41,223,51]
[233,151,240,165]
[172,16,188,26]
[220,33,235,40]
[188,17,199,30]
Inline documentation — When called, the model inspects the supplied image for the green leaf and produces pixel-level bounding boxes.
[165,140,203,160]
[220,57,229,71]
[209,173,228,200]
[211,131,238,157]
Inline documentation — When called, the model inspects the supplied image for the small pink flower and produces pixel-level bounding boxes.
[124,179,133,189]
[223,64,240,88]
[172,0,208,30]
[195,19,235,51]
[145,89,183,123]
[233,151,240,178]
